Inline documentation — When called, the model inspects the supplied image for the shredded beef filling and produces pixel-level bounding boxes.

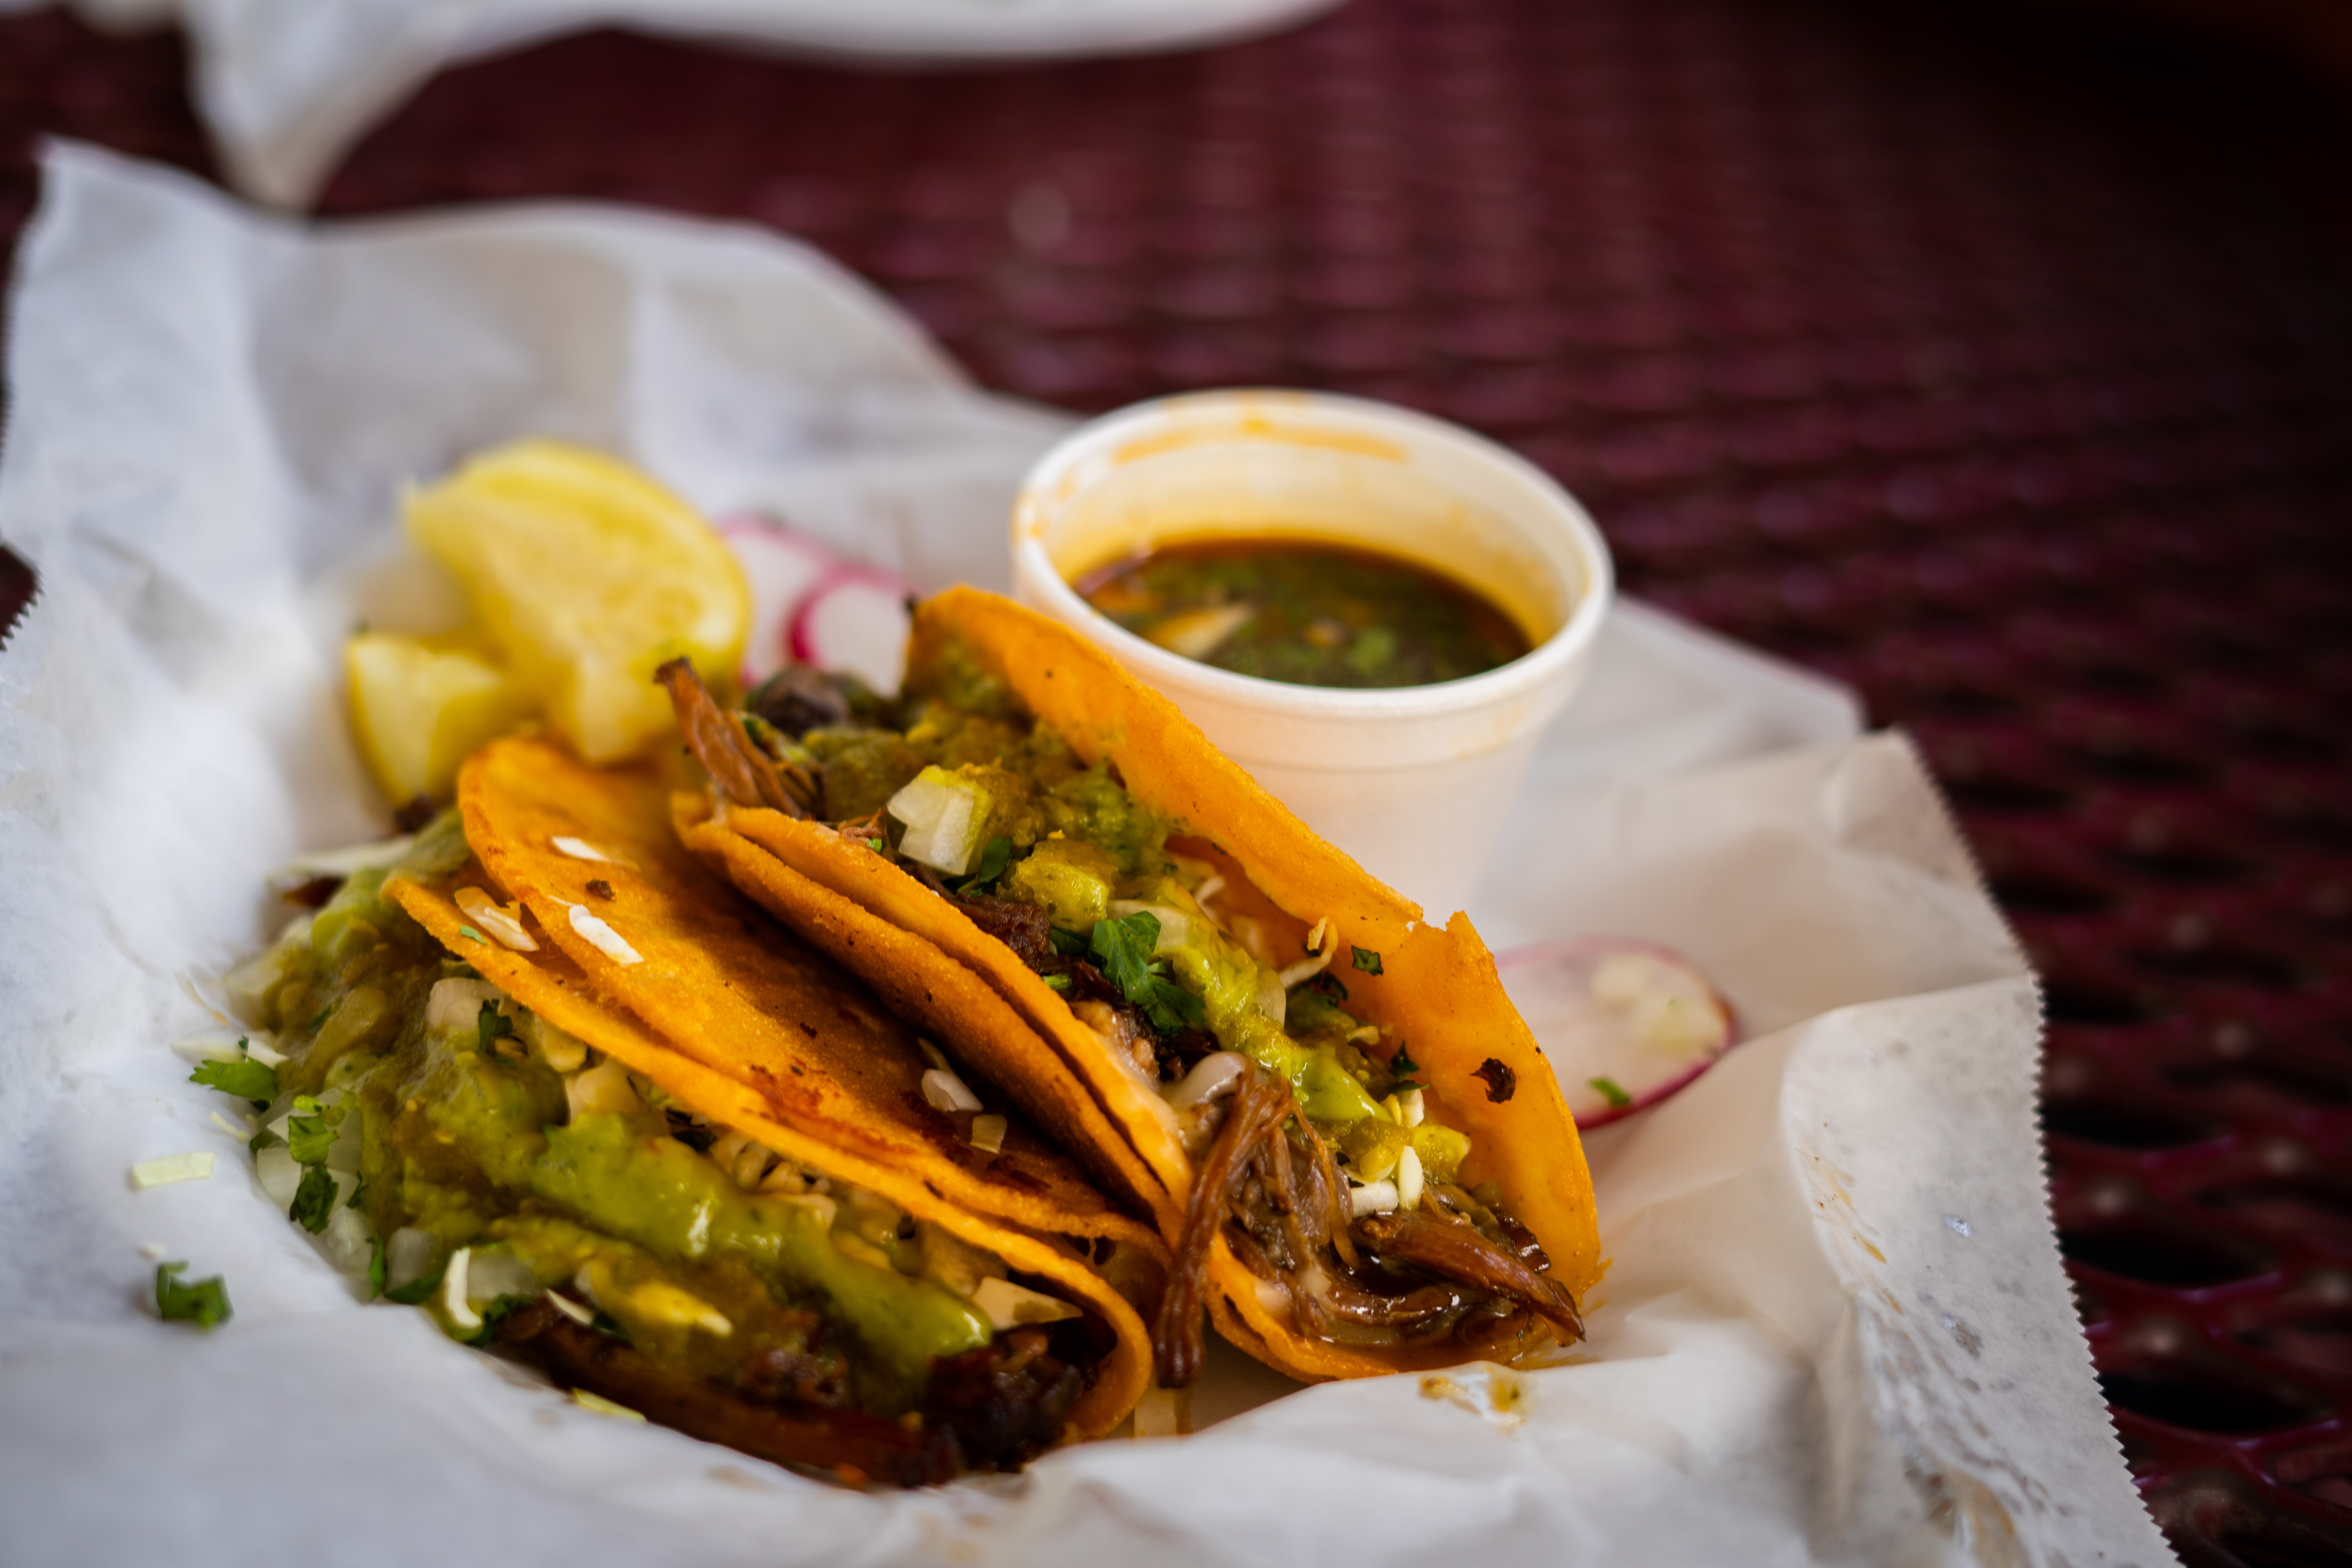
[659,657,817,818]
[1152,1060,1585,1385]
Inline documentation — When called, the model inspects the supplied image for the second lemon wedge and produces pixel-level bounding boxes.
[405,441,750,764]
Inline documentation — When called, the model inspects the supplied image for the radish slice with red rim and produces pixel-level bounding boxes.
[1495,936,1738,1129]
[789,565,916,696]
[717,515,838,684]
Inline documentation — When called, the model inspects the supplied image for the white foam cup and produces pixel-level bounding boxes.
[1011,389,1613,918]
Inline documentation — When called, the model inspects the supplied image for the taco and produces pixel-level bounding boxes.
[660,586,1602,1388]
[233,734,1161,1486]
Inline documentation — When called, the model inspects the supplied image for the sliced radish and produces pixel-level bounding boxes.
[1495,936,1738,1129]
[716,515,838,684]
[790,566,916,696]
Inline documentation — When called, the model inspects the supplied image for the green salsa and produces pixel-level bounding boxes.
[1074,538,1531,689]
[239,826,996,1414]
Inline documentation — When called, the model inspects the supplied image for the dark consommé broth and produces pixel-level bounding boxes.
[1075,538,1534,690]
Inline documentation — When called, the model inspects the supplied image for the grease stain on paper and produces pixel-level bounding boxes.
[1419,1365,1528,1433]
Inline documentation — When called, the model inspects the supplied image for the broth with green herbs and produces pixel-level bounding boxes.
[1075,539,1532,689]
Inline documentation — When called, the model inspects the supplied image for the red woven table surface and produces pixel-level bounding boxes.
[3,2,2351,1562]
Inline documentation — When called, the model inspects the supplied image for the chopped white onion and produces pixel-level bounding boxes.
[545,1291,595,1327]
[1396,1145,1425,1210]
[1307,917,1331,956]
[1131,1385,1191,1438]
[921,1067,984,1114]
[566,1058,641,1120]
[1192,874,1226,905]
[1350,1180,1400,1217]
[385,1227,437,1294]
[1396,1087,1426,1129]
[171,1028,263,1065]
[568,904,643,966]
[1254,969,1287,1026]
[969,1114,1007,1154]
[521,1015,586,1074]
[1163,1051,1249,1110]
[551,836,620,865]
[887,766,987,875]
[454,886,537,951]
[442,1249,480,1330]
[130,1152,214,1190]
[465,1249,539,1305]
[1275,951,1332,989]
[426,977,510,1035]
[255,1145,302,1208]
[777,1192,838,1229]
[972,1276,1081,1330]
[318,1205,373,1276]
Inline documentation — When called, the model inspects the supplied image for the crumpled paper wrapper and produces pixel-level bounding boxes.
[0,144,2172,1568]
[0,0,1348,207]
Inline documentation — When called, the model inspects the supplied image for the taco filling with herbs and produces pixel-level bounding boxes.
[662,586,1602,1388]
[220,744,1160,1486]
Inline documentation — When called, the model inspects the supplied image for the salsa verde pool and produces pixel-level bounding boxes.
[1074,539,1532,690]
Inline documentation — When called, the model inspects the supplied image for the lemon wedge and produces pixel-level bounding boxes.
[404,441,750,763]
[346,633,534,804]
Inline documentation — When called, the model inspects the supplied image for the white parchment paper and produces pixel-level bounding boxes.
[0,0,1348,208]
[0,144,2172,1568]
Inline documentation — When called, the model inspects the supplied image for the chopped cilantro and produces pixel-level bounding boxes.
[154,1261,232,1330]
[248,1127,283,1156]
[1388,1043,1421,1085]
[1300,971,1348,1002]
[1090,911,1160,997]
[1047,925,1091,956]
[288,1165,339,1233]
[285,1095,348,1167]
[384,1260,445,1307]
[457,925,485,944]
[189,1056,278,1107]
[865,838,886,853]
[1140,975,1207,1036]
[1089,911,1207,1036]
[476,999,514,1054]
[953,836,1012,893]
[1352,946,1383,975]
[1589,1075,1632,1108]
[367,1234,387,1301]
[1041,973,1071,992]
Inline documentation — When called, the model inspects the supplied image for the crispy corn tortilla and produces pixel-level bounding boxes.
[675,793,1181,1240]
[386,735,1160,1439]
[686,586,1604,1383]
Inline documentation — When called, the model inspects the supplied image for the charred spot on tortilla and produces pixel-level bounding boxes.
[1474,1058,1517,1103]
[585,878,615,899]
